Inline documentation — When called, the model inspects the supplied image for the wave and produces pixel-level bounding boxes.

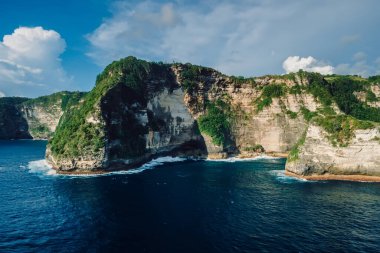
[26,156,188,178]
[27,160,57,176]
[206,155,281,163]
[269,170,310,183]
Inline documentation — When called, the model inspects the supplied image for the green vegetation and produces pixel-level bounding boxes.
[0,97,29,106]
[0,93,86,140]
[0,97,31,139]
[180,64,203,92]
[366,90,378,102]
[300,106,317,121]
[288,130,307,162]
[368,75,380,83]
[198,99,233,146]
[263,73,296,82]
[326,77,380,121]
[286,110,298,119]
[47,58,380,161]
[49,56,171,159]
[255,84,286,111]
[24,91,86,111]
[287,72,380,123]
[29,123,51,138]
[313,114,374,147]
[230,75,256,88]
[243,144,265,152]
[289,85,303,95]
[178,63,216,92]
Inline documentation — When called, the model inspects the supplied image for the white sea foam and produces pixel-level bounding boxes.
[26,156,188,178]
[27,160,57,176]
[269,170,308,183]
[206,155,281,163]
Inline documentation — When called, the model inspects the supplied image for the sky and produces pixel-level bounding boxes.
[0,0,379,97]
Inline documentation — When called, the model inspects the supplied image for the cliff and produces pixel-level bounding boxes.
[45,56,380,177]
[286,124,380,178]
[0,97,31,139]
[0,91,86,139]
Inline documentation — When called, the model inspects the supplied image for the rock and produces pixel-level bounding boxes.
[286,125,380,177]
[42,57,380,177]
[0,92,86,140]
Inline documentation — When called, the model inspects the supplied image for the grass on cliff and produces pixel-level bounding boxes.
[313,114,374,147]
[24,91,86,111]
[50,56,179,160]
[301,73,380,122]
[243,144,265,152]
[255,84,287,111]
[49,57,166,159]
[198,98,233,146]
[288,130,307,162]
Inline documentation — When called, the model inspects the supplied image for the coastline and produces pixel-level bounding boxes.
[285,171,380,182]
[55,169,108,175]
[52,153,286,175]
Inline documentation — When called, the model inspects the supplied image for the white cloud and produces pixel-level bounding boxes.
[0,91,5,97]
[86,0,380,77]
[334,52,380,77]
[86,2,180,66]
[0,26,71,97]
[283,56,334,75]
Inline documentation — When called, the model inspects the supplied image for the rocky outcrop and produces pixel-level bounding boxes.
[46,57,380,178]
[20,101,64,139]
[286,124,380,177]
[0,92,86,139]
[0,98,31,139]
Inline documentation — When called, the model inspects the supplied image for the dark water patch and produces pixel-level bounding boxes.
[1,141,380,252]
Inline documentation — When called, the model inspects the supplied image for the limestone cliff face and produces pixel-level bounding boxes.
[286,125,380,176]
[47,72,205,172]
[47,57,326,172]
[0,98,31,139]
[0,92,86,140]
[46,57,380,176]
[173,65,320,157]
[19,101,63,139]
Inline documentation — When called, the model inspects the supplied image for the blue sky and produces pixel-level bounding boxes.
[0,0,379,97]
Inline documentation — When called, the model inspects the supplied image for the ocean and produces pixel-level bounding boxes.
[1,140,380,252]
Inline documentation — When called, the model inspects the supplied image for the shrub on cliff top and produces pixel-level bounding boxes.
[255,84,286,111]
[313,114,374,147]
[49,56,168,159]
[198,99,233,146]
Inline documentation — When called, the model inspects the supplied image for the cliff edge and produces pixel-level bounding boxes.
[45,56,380,178]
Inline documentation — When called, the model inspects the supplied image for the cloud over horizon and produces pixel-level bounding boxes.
[86,0,380,77]
[0,26,72,97]
[283,56,334,75]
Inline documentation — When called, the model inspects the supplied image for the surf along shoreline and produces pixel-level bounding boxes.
[285,171,380,182]
[48,152,380,182]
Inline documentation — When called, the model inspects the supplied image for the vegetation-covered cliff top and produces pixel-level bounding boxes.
[47,56,380,161]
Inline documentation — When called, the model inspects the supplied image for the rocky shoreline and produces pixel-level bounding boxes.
[50,152,284,175]
[285,171,380,182]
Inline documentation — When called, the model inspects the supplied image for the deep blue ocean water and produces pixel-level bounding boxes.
[1,140,380,252]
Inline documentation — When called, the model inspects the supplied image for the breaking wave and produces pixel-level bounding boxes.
[269,170,309,183]
[26,156,188,178]
[206,155,281,163]
[26,160,57,176]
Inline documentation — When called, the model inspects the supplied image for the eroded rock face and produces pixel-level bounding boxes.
[0,100,31,139]
[19,102,63,139]
[286,125,380,176]
[0,92,86,140]
[46,57,380,175]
